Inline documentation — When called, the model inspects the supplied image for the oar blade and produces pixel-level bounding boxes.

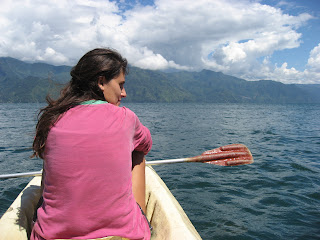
[200,144,253,166]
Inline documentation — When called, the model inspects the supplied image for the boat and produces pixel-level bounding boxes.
[0,166,202,240]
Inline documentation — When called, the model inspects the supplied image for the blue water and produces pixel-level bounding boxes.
[0,103,319,239]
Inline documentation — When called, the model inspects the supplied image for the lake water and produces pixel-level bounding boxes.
[0,103,319,239]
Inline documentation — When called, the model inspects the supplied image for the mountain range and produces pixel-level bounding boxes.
[0,57,319,103]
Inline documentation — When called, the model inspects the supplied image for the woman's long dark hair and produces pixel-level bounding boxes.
[32,48,128,159]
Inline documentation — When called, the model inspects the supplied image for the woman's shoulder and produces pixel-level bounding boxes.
[71,103,139,121]
[97,103,138,119]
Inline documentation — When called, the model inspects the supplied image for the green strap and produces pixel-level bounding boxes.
[80,100,108,105]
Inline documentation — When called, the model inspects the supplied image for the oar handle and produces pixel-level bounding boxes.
[0,171,42,179]
[146,158,188,165]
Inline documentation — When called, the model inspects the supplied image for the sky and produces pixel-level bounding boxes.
[0,0,320,84]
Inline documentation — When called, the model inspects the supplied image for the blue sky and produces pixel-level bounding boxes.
[0,0,319,84]
[262,0,320,71]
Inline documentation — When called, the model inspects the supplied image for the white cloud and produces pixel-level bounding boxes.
[307,43,320,71]
[133,47,190,70]
[0,0,121,63]
[241,44,320,84]
[0,0,318,83]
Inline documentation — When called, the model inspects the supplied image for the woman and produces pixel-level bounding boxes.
[31,48,152,240]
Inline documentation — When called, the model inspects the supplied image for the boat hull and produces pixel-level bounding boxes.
[0,166,201,239]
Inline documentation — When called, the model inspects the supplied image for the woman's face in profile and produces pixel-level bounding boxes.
[98,72,127,106]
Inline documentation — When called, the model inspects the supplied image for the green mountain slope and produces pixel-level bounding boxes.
[124,67,193,102]
[0,57,70,82]
[0,58,68,102]
[167,70,318,103]
[0,57,319,103]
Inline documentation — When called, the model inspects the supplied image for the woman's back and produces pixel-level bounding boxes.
[31,103,152,240]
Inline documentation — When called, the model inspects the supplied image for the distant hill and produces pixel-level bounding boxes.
[0,57,70,102]
[0,57,319,103]
[166,70,319,103]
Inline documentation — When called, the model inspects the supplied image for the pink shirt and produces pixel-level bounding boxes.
[31,103,152,240]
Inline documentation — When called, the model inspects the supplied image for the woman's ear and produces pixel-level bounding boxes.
[98,76,105,91]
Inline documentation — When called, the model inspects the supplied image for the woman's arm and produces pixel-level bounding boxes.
[131,151,146,213]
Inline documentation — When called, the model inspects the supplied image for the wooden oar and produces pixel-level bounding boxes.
[148,144,253,166]
[0,144,253,179]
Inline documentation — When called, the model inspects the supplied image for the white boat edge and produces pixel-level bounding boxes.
[0,166,202,240]
[145,166,202,240]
